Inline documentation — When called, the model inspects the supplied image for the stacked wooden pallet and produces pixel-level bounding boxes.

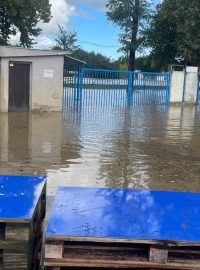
[44,187,200,270]
[0,175,46,269]
[44,238,200,269]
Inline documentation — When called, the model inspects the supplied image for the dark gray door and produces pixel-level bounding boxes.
[9,62,30,111]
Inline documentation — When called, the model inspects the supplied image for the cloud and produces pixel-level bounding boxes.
[33,36,55,49]
[38,0,76,35]
[10,0,76,48]
[67,0,108,11]
[9,0,109,49]
[36,0,78,48]
[9,31,21,45]
[33,0,108,49]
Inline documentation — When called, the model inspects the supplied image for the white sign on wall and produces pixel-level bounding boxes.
[44,70,54,78]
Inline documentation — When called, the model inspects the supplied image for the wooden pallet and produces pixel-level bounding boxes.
[44,187,200,270]
[0,177,46,270]
[44,238,200,270]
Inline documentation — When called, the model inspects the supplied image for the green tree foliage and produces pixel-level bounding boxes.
[106,0,152,71]
[148,0,200,69]
[0,0,51,47]
[73,48,119,70]
[73,48,155,71]
[52,25,80,52]
[118,55,158,71]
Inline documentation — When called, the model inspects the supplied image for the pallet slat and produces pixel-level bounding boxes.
[44,240,200,269]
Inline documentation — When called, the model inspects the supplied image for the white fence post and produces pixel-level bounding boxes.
[170,71,185,103]
[184,66,198,104]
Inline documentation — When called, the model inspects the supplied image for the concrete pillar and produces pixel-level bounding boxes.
[0,58,9,112]
[170,71,185,103]
[184,66,198,104]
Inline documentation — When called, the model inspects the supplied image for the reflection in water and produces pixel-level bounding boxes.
[0,105,200,197]
[46,187,200,242]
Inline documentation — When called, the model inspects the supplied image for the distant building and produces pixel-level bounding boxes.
[0,46,84,112]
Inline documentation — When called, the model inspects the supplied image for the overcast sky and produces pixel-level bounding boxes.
[11,0,160,59]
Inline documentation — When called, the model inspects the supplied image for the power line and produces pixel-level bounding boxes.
[41,30,120,48]
[77,40,119,48]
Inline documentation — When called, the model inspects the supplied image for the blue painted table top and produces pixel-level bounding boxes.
[0,175,46,222]
[46,187,200,243]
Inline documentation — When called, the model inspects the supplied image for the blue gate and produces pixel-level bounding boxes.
[63,68,171,108]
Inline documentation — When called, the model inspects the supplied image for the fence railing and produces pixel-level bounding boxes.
[63,67,171,108]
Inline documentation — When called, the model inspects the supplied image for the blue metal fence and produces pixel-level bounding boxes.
[63,68,171,108]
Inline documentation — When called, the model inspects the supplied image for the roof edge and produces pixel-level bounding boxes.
[0,46,72,58]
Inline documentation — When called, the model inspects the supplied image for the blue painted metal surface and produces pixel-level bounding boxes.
[63,66,81,106]
[0,175,46,221]
[46,187,200,243]
[63,68,171,108]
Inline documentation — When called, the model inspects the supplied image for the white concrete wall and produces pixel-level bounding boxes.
[0,55,64,112]
[0,58,9,111]
[170,71,185,103]
[184,68,198,103]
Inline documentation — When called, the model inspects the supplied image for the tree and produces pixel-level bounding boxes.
[148,0,200,69]
[74,48,119,70]
[52,25,79,52]
[175,0,200,66]
[0,0,51,47]
[106,0,152,71]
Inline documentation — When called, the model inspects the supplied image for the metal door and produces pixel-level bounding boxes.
[9,62,30,111]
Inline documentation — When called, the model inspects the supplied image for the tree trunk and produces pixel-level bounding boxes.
[128,49,136,71]
[128,0,140,72]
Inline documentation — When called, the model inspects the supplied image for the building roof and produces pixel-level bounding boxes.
[65,55,86,66]
[0,46,71,58]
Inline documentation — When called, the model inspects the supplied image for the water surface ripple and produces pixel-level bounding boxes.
[0,105,200,196]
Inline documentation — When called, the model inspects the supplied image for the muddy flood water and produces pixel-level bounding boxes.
[0,105,200,207]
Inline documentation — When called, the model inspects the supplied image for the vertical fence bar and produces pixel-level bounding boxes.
[78,67,84,105]
[128,71,133,106]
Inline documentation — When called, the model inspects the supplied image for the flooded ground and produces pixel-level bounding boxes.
[0,105,200,203]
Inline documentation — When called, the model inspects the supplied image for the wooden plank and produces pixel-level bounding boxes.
[44,257,200,269]
[149,246,168,263]
[45,235,200,247]
[5,224,30,242]
[3,250,28,269]
[44,240,200,269]
[0,224,5,241]
[31,183,46,225]
[0,241,28,250]
[46,244,64,259]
